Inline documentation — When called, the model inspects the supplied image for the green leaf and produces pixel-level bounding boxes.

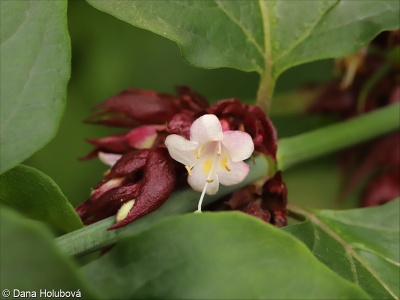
[0,206,98,299]
[0,165,83,233]
[284,200,400,299]
[81,213,370,299]
[85,0,399,109]
[0,0,70,174]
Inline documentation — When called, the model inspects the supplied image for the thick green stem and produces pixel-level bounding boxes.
[256,74,275,113]
[56,103,399,257]
[256,0,274,113]
[277,103,400,171]
[56,156,270,257]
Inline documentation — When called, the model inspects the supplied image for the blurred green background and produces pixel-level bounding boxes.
[25,1,343,210]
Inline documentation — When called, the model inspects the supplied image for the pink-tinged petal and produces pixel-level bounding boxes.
[217,161,250,186]
[220,118,230,131]
[165,134,198,166]
[222,131,254,162]
[98,152,123,166]
[188,164,219,195]
[190,114,223,144]
[126,125,162,149]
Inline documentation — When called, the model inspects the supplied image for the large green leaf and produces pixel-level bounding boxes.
[86,0,399,108]
[0,0,70,174]
[0,206,97,299]
[0,165,83,233]
[284,200,400,299]
[82,213,370,299]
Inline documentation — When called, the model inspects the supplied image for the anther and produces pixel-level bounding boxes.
[225,163,231,171]
[206,179,214,183]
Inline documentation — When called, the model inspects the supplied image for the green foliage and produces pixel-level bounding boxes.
[82,213,370,299]
[0,0,70,174]
[86,0,399,75]
[0,206,97,299]
[285,200,400,299]
[0,0,398,299]
[86,0,399,108]
[0,165,83,233]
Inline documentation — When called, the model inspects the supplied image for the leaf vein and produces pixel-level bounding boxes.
[214,1,264,58]
[288,204,399,300]
[274,0,339,64]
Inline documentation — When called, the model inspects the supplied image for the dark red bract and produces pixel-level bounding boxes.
[208,99,278,160]
[77,149,175,230]
[307,30,400,208]
[224,172,288,227]
[77,86,283,229]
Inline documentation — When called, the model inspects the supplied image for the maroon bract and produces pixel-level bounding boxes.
[76,149,175,230]
[225,172,288,227]
[78,86,283,229]
[361,169,400,207]
[166,113,195,140]
[261,172,288,227]
[208,99,278,160]
[307,30,400,208]
[86,89,180,127]
[341,132,400,204]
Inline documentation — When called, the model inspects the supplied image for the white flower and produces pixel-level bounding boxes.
[165,114,254,212]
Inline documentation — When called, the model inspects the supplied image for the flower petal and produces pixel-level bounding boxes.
[222,131,254,162]
[98,152,122,167]
[188,163,219,195]
[190,114,223,144]
[165,134,198,166]
[217,160,250,186]
[125,125,161,149]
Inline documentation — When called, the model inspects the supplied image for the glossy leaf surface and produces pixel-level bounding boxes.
[82,213,370,299]
[285,200,400,299]
[0,0,70,174]
[0,165,83,233]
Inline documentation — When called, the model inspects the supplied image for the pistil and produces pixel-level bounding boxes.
[196,142,219,212]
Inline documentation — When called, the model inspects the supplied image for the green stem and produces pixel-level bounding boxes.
[277,103,400,171]
[256,74,275,113]
[56,156,270,257]
[256,0,274,113]
[56,103,399,257]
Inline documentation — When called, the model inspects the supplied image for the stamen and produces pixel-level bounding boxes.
[197,144,205,158]
[217,141,221,156]
[224,163,231,171]
[185,165,192,176]
[196,142,219,212]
